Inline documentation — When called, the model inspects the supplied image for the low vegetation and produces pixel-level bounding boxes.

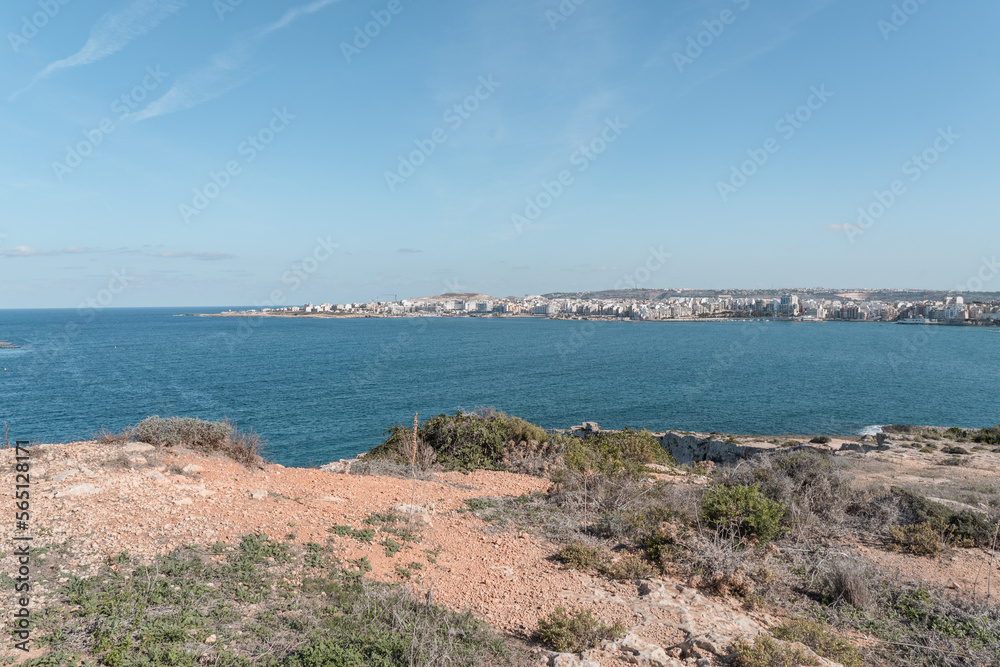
[365,409,674,476]
[100,416,266,468]
[456,415,1000,667]
[534,606,626,653]
[22,534,510,667]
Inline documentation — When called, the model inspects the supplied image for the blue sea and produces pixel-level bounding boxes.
[1,308,999,467]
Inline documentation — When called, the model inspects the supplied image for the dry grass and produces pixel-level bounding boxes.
[98,416,266,468]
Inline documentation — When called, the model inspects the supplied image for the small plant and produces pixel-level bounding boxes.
[772,619,862,667]
[701,484,787,544]
[382,538,402,557]
[733,636,819,667]
[823,559,871,608]
[809,436,831,444]
[535,606,626,653]
[558,543,603,571]
[942,446,970,455]
[597,552,654,581]
[888,523,942,556]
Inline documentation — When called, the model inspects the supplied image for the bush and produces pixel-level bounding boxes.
[558,543,603,570]
[718,451,851,536]
[597,552,654,581]
[126,416,265,467]
[888,488,995,547]
[971,425,1000,445]
[733,636,819,667]
[942,446,970,455]
[888,523,942,556]
[701,483,787,544]
[823,558,871,608]
[809,436,831,444]
[366,410,566,473]
[564,428,675,475]
[772,620,861,667]
[535,607,626,653]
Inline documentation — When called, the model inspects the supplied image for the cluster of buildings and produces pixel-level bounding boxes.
[232,293,1000,324]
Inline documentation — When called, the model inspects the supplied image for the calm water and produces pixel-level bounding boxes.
[1,308,998,467]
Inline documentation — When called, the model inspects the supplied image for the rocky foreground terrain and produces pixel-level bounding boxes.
[2,424,999,666]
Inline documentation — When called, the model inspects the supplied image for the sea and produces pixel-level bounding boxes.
[1,308,998,467]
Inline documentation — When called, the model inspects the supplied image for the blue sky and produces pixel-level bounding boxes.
[1,0,998,307]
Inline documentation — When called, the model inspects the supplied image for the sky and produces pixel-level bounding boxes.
[0,0,998,308]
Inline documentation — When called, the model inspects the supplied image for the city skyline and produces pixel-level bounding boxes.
[2,0,999,307]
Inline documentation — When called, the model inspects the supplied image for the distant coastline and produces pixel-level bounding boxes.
[184,311,1000,326]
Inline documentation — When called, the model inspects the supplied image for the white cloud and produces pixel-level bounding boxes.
[9,0,186,100]
[131,0,341,122]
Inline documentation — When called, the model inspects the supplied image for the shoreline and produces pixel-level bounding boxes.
[184,311,997,326]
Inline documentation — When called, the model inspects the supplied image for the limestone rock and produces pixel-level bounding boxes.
[320,459,358,473]
[182,464,204,474]
[56,483,100,498]
[123,442,154,453]
[548,653,600,667]
[249,489,268,500]
[393,503,433,527]
[52,469,79,482]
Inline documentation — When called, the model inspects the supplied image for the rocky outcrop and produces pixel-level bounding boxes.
[653,432,779,465]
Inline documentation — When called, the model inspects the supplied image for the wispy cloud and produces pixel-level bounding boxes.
[0,246,96,257]
[824,223,854,231]
[397,248,422,254]
[131,0,340,122]
[155,251,236,260]
[9,0,186,101]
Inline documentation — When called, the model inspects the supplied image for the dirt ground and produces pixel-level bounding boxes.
[2,435,998,666]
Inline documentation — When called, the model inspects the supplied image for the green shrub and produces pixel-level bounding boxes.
[889,488,995,547]
[366,410,560,472]
[809,436,831,444]
[942,446,970,455]
[733,636,819,667]
[772,620,861,667]
[558,543,603,570]
[701,484,787,544]
[535,607,626,653]
[597,552,654,581]
[888,523,942,556]
[971,425,1000,445]
[564,428,675,475]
